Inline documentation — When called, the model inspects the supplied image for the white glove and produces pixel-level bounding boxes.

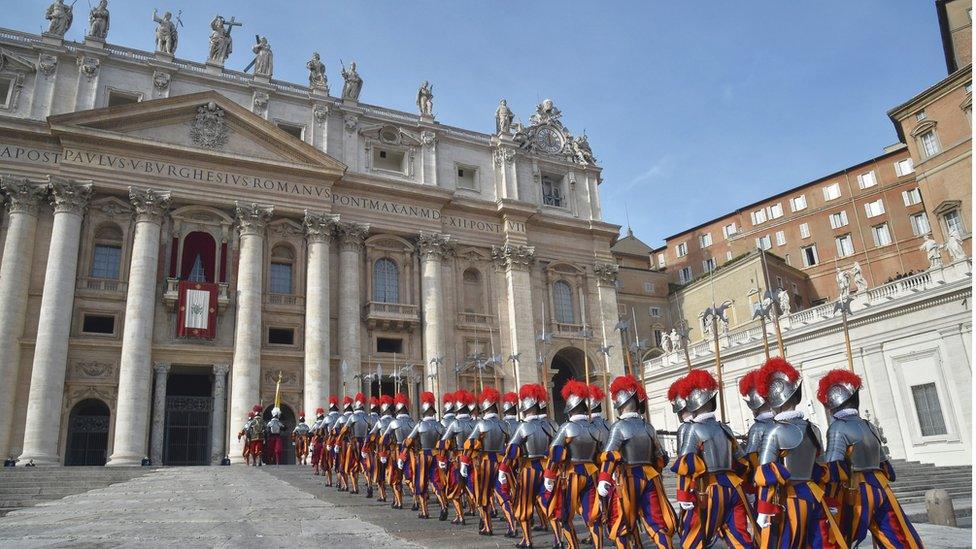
[679,501,695,511]
[597,480,611,498]
[828,506,839,515]
[543,478,554,492]
[757,513,772,529]
[460,463,469,478]
[438,460,447,470]
[380,456,387,464]
[397,459,404,470]
[361,452,368,460]
[498,471,507,485]
[326,445,332,452]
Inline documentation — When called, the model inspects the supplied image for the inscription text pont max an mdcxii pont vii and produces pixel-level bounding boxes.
[0,142,526,235]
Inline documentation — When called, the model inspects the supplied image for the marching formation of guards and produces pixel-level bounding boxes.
[241,356,922,548]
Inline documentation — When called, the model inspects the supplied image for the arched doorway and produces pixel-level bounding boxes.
[65,399,110,466]
[263,404,296,465]
[550,347,596,423]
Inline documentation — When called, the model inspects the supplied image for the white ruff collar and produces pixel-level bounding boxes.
[775,410,805,421]
[833,408,859,418]
[693,412,716,423]
[483,413,498,419]
[620,412,641,420]
[570,414,589,422]
[756,411,775,420]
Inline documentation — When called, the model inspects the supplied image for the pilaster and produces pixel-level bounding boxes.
[303,210,339,415]
[337,221,368,396]
[149,362,170,465]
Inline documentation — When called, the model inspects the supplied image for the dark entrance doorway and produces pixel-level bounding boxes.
[65,399,110,466]
[262,404,296,464]
[550,347,593,423]
[370,376,396,400]
[164,372,212,466]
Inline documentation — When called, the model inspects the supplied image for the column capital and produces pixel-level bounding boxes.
[303,210,340,243]
[337,221,369,251]
[49,178,92,216]
[418,231,453,260]
[491,243,535,271]
[235,202,274,236]
[593,262,620,287]
[212,363,230,376]
[0,176,47,216]
[153,362,171,375]
[128,186,171,225]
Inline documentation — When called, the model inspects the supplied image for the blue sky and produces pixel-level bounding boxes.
[10,1,948,245]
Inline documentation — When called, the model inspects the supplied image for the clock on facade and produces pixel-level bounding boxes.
[534,126,564,154]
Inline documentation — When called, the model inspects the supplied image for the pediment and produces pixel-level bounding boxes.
[47,91,345,177]
[0,47,37,74]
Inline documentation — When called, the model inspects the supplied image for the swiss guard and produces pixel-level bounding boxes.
[438,390,477,525]
[340,393,370,494]
[598,375,677,549]
[462,388,514,536]
[382,393,415,510]
[292,411,311,465]
[367,395,395,502]
[672,369,753,549]
[818,369,922,548]
[237,411,256,465]
[402,391,446,519]
[266,407,285,465]
[322,397,342,486]
[739,368,775,497]
[249,404,266,466]
[310,407,326,474]
[753,358,843,548]
[332,395,354,491]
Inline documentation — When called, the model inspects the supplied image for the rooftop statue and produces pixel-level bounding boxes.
[307,52,327,92]
[920,234,943,269]
[251,36,273,77]
[207,15,241,65]
[417,81,433,117]
[87,0,109,40]
[341,61,363,101]
[153,9,178,54]
[495,99,513,135]
[45,0,74,37]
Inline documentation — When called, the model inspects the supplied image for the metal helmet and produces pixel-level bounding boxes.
[816,369,862,411]
[519,384,546,413]
[758,357,801,410]
[561,380,589,415]
[667,376,688,414]
[683,370,718,413]
[502,392,519,414]
[609,375,642,411]
[479,388,500,412]
[353,392,366,410]
[738,369,766,411]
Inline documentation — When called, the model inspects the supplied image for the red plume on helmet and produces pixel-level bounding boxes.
[369,396,379,407]
[667,375,687,401]
[738,370,761,397]
[456,390,475,407]
[299,410,305,417]
[503,392,519,405]
[609,375,641,398]
[247,411,255,418]
[588,384,606,402]
[252,404,263,413]
[354,392,366,403]
[328,396,338,406]
[756,357,800,398]
[442,391,455,404]
[519,384,548,402]
[480,387,500,403]
[561,379,590,401]
[817,370,862,405]
[684,369,718,392]
[315,407,325,415]
[421,391,436,406]
[342,396,353,406]
[380,395,394,408]
[394,393,410,407]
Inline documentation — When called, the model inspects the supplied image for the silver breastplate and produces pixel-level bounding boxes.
[474,417,507,452]
[560,420,598,463]
[452,416,476,448]
[441,414,455,430]
[268,418,282,435]
[417,419,445,449]
[746,418,774,455]
[761,418,821,482]
[295,423,310,435]
[504,417,521,435]
[680,419,733,471]
[519,418,552,458]
[826,416,882,471]
[591,416,611,448]
[606,417,654,465]
[392,416,415,444]
[350,412,370,438]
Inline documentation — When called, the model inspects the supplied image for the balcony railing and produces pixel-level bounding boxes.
[457,312,493,328]
[77,277,128,294]
[265,293,304,307]
[162,277,230,312]
[365,301,420,331]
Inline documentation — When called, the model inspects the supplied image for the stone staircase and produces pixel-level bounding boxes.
[0,466,150,517]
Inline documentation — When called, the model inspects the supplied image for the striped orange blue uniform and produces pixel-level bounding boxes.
[672,441,754,548]
[754,458,846,548]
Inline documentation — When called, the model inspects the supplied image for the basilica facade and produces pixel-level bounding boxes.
[0,23,626,466]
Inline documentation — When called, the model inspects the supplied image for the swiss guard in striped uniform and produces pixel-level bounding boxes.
[462,388,514,536]
[672,369,754,549]
[438,390,477,525]
[332,395,354,491]
[598,374,677,549]
[739,369,776,498]
[322,397,342,486]
[818,369,921,548]
[310,407,326,474]
[499,383,556,548]
[381,393,414,509]
[402,391,444,519]
[753,358,844,548]
[339,393,369,494]
[366,395,395,502]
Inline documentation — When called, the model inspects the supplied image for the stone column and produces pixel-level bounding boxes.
[108,188,170,466]
[227,202,273,463]
[210,363,229,464]
[492,244,539,384]
[419,232,451,396]
[149,362,170,465]
[303,211,338,415]
[19,180,91,465]
[594,262,626,378]
[337,222,368,396]
[0,177,47,459]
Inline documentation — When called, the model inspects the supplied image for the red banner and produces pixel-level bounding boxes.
[177,281,218,339]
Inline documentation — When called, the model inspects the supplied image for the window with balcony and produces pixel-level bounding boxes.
[790,195,807,212]
[823,183,842,201]
[268,245,294,294]
[835,234,855,257]
[541,173,565,208]
[462,268,484,313]
[552,280,575,323]
[373,258,399,303]
[864,199,885,218]
[180,231,217,283]
[829,210,849,229]
[90,224,123,280]
[910,212,931,236]
[872,223,892,247]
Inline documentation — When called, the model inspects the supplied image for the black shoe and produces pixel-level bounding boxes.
[505,530,518,539]
[366,487,373,498]
[491,509,499,518]
[411,503,419,511]
[532,525,546,532]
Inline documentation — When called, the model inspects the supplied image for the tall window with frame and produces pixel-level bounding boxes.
[268,245,294,295]
[802,244,819,267]
[835,234,855,257]
[541,174,564,208]
[872,223,892,247]
[462,268,485,314]
[552,280,575,324]
[911,383,947,437]
[373,258,399,303]
[943,209,965,235]
[90,224,123,280]
[910,212,931,236]
[919,130,940,158]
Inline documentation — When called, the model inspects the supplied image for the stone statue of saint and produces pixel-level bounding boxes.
[45,0,74,37]
[945,228,966,262]
[920,234,943,269]
[777,288,791,316]
[87,0,109,39]
[660,333,672,355]
[208,15,240,65]
[495,99,513,134]
[341,61,363,101]
[669,328,682,351]
[153,9,178,54]
[307,52,327,91]
[573,133,596,165]
[252,36,273,77]
[417,81,434,117]
[849,261,868,292]
[836,267,850,299]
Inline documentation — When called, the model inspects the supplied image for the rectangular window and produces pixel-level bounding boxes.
[755,235,771,250]
[823,183,842,201]
[276,122,304,140]
[751,208,768,225]
[911,383,947,437]
[943,209,965,234]
[107,90,140,107]
[373,147,405,172]
[723,223,737,238]
[872,223,892,247]
[82,314,115,335]
[802,245,819,267]
[678,266,693,284]
[656,253,666,268]
[90,245,122,280]
[541,173,564,207]
[857,170,877,189]
[377,337,404,354]
[894,158,915,176]
[726,250,733,261]
[676,242,688,257]
[643,282,655,293]
[864,199,885,218]
[699,233,713,248]
[920,131,940,158]
[775,230,786,246]
[456,165,478,190]
[269,263,293,294]
[769,203,784,219]
[649,306,661,317]
[799,222,811,239]
[829,210,849,229]
[915,111,926,121]
[902,188,922,206]
[910,212,931,236]
[835,234,855,257]
[0,78,12,108]
[703,258,716,273]
[790,195,807,212]
[268,327,295,345]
